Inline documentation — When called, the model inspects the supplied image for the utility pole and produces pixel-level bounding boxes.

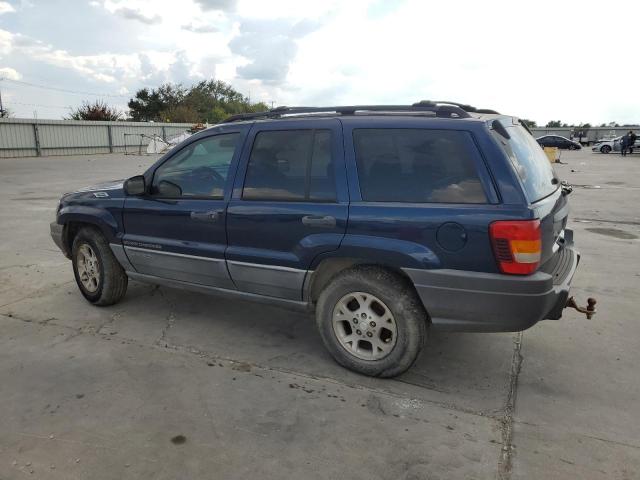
[0,77,5,117]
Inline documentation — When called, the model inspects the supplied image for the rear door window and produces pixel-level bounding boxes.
[242,129,336,202]
[503,125,558,202]
[352,129,487,203]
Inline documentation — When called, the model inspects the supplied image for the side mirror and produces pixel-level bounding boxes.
[124,175,146,196]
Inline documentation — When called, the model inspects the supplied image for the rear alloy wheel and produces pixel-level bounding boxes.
[601,145,611,154]
[332,292,398,361]
[316,266,427,377]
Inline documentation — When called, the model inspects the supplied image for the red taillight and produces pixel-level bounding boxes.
[489,220,541,275]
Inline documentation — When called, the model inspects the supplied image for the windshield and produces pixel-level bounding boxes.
[502,125,558,202]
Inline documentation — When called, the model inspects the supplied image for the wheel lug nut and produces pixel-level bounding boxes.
[361,313,367,319]
[356,330,362,335]
[369,321,376,327]
[353,318,358,324]
[366,332,373,337]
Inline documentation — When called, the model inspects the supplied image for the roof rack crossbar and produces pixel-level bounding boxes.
[222,102,475,123]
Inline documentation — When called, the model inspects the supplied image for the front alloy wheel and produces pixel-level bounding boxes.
[76,244,101,293]
[71,227,128,306]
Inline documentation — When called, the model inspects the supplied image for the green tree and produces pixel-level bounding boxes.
[520,118,537,128]
[545,120,563,128]
[127,84,187,122]
[67,100,122,121]
[128,80,269,123]
[158,104,201,123]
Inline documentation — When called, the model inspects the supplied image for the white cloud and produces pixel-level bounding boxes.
[0,66,21,80]
[181,22,218,33]
[0,1,15,15]
[114,6,162,25]
[2,0,640,123]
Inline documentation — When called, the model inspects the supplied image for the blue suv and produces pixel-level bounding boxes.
[51,102,583,377]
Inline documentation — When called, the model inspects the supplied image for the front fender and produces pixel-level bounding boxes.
[57,205,120,244]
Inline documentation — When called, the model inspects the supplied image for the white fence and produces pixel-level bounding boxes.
[0,118,193,158]
[2,118,636,158]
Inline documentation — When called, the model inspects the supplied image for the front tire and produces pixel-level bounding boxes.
[72,227,128,306]
[316,266,427,377]
[601,145,611,154]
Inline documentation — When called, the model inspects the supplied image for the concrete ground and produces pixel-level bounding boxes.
[0,150,638,479]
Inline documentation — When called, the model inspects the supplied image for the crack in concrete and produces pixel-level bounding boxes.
[573,217,640,227]
[154,287,177,346]
[0,280,74,309]
[96,312,121,335]
[497,331,523,480]
[513,419,640,451]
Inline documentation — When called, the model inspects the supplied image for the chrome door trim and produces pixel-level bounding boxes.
[124,245,233,289]
[227,259,307,274]
[226,260,309,300]
[125,246,226,263]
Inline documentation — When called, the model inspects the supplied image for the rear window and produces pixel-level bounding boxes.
[353,129,487,203]
[503,125,558,202]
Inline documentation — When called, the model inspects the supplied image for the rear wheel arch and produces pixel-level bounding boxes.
[308,258,424,310]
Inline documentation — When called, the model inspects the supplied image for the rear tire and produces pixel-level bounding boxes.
[71,227,128,306]
[315,266,427,377]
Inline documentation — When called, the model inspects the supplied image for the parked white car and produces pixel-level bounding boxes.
[592,137,620,154]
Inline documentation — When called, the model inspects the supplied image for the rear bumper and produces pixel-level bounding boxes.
[404,245,580,333]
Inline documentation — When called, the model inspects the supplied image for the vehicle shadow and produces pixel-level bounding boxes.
[1,278,514,415]
[124,283,515,414]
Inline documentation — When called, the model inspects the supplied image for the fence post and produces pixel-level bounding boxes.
[162,126,167,141]
[107,124,113,153]
[32,122,41,156]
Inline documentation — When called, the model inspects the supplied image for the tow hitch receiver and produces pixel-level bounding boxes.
[566,296,597,319]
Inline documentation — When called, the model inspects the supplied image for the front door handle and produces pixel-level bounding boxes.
[190,210,222,222]
[301,215,336,228]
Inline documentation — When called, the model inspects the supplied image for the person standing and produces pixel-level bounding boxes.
[629,130,637,154]
[620,132,630,156]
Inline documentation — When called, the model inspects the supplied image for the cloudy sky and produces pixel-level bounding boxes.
[0,0,639,125]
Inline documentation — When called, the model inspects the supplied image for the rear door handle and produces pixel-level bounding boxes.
[190,210,222,222]
[301,215,336,228]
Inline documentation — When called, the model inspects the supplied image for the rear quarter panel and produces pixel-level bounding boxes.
[337,117,531,273]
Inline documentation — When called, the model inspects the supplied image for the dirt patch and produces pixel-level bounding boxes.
[586,227,638,240]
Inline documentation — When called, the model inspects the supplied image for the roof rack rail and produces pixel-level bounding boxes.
[422,100,500,115]
[221,102,474,123]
